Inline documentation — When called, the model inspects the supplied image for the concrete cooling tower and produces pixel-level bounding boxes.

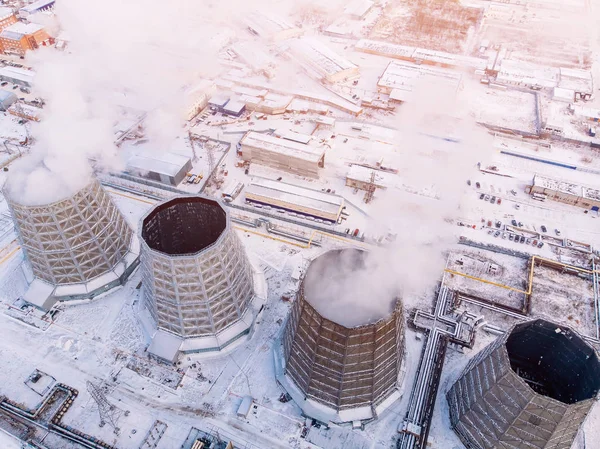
[447,319,600,449]
[5,178,139,310]
[139,195,264,363]
[275,248,405,424]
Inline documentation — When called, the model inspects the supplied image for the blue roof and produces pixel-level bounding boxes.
[0,89,17,102]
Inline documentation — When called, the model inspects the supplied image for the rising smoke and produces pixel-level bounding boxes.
[5,0,346,205]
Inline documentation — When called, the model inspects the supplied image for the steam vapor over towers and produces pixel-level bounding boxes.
[139,195,263,363]
[276,248,405,424]
[447,319,600,449]
[5,178,139,310]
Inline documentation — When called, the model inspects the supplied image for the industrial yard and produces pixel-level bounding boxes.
[0,0,599,448]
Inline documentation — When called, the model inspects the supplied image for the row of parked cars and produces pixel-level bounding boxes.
[488,228,545,247]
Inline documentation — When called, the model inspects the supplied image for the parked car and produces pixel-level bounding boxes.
[538,241,544,248]
[518,221,523,227]
[479,193,485,200]
[532,240,538,246]
[484,195,490,201]
[495,221,502,228]
[526,238,531,245]
[502,233,507,239]
[494,231,501,237]
[515,204,520,210]
[490,196,496,204]
[511,219,518,226]
[475,182,481,189]
[509,233,515,241]
[497,198,502,205]
[541,225,547,233]
[520,236,526,243]
[555,229,561,236]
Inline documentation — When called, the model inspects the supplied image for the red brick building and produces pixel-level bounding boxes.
[0,22,50,56]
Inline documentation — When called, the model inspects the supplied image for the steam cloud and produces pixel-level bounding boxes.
[5,0,345,205]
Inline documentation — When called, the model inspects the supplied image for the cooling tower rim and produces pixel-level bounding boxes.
[298,247,402,328]
[2,177,100,208]
[138,194,232,259]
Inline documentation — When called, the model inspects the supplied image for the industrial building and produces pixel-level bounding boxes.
[447,319,600,449]
[244,12,303,41]
[126,152,192,187]
[276,249,405,423]
[345,165,391,191]
[239,131,325,178]
[558,67,593,101]
[529,175,600,211]
[4,178,139,310]
[356,39,488,71]
[222,100,246,117]
[0,66,35,87]
[245,177,344,223]
[18,0,55,19]
[139,196,262,362]
[0,22,51,56]
[0,7,17,32]
[343,0,374,19]
[0,89,17,111]
[289,38,359,83]
[377,60,462,97]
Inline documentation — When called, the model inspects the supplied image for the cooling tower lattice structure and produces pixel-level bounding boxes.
[277,248,405,424]
[5,178,139,310]
[447,319,600,449]
[139,195,262,362]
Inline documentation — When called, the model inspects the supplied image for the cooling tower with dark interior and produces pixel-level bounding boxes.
[276,248,405,424]
[447,319,600,449]
[139,195,262,363]
[4,178,139,310]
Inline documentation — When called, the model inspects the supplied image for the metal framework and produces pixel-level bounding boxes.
[282,249,404,415]
[139,196,254,338]
[447,319,600,449]
[5,179,134,286]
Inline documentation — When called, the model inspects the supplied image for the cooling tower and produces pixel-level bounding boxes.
[277,248,405,424]
[5,178,139,310]
[447,319,600,449]
[139,195,261,362]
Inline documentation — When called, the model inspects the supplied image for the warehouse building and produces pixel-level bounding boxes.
[529,175,600,211]
[244,12,303,41]
[239,131,325,177]
[276,249,405,423]
[126,152,192,186]
[4,177,139,310]
[0,22,51,56]
[18,0,55,19]
[447,319,600,449]
[0,66,35,87]
[139,196,263,362]
[222,100,246,117]
[558,67,593,101]
[290,38,359,83]
[245,177,344,223]
[377,60,462,96]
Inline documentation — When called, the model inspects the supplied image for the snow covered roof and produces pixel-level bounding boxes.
[148,330,183,364]
[533,175,600,200]
[0,66,35,84]
[19,0,54,14]
[127,152,191,178]
[23,278,55,310]
[222,100,245,114]
[273,128,313,145]
[378,60,462,92]
[346,165,392,187]
[241,131,324,163]
[246,178,344,216]
[558,68,593,94]
[1,22,44,39]
[290,37,358,77]
[0,7,14,20]
[344,0,374,17]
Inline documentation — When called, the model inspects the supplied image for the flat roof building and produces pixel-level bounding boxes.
[530,174,600,210]
[0,22,50,56]
[0,7,17,32]
[239,131,325,177]
[245,177,344,223]
[0,66,35,86]
[343,0,374,19]
[222,100,246,117]
[377,60,462,96]
[244,12,303,41]
[18,0,55,19]
[126,152,192,186]
[558,67,593,100]
[0,89,17,111]
[290,38,359,83]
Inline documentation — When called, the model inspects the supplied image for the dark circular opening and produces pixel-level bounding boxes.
[506,319,600,404]
[142,197,226,256]
[302,248,397,327]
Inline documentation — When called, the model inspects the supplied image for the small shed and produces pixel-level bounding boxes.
[237,395,254,418]
[0,89,17,111]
